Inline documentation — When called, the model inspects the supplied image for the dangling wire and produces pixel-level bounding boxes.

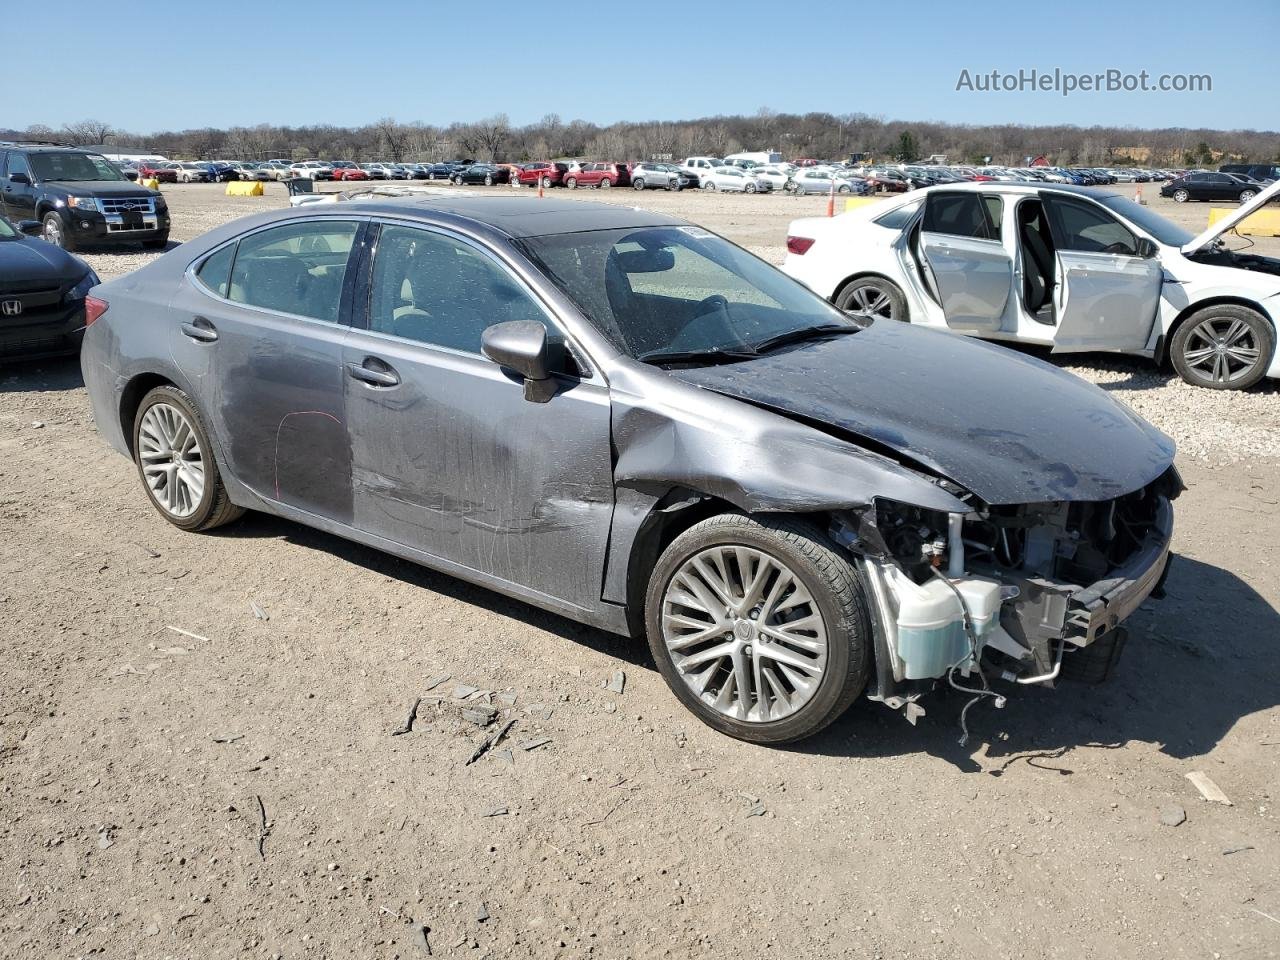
[931,568,1007,746]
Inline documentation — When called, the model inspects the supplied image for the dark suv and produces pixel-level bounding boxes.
[0,144,170,251]
[1220,163,1280,184]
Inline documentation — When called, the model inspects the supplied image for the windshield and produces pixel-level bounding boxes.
[518,225,853,361]
[0,218,16,240]
[29,152,126,183]
[1098,195,1196,247]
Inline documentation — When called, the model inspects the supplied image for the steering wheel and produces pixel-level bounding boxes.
[693,294,730,318]
[1101,241,1135,255]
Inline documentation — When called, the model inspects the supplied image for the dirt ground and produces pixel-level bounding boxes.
[2,181,1279,960]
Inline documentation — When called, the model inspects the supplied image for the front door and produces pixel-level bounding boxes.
[167,217,365,521]
[342,221,615,613]
[1043,195,1162,352]
[918,191,1011,331]
[1,152,37,223]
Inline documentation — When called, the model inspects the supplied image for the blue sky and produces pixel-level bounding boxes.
[9,1,1276,133]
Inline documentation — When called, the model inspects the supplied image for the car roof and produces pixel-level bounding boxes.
[916,181,1119,201]
[332,196,683,238]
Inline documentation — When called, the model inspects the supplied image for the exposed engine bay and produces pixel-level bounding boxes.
[1186,244,1280,276]
[835,465,1182,729]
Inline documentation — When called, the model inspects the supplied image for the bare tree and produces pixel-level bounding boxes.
[473,114,511,161]
[62,119,114,146]
[374,117,410,162]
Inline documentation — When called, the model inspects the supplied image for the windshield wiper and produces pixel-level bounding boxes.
[638,346,758,367]
[751,324,861,354]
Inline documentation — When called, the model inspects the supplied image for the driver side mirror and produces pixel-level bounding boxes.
[1135,237,1158,259]
[9,173,31,185]
[16,220,42,237]
[482,320,557,403]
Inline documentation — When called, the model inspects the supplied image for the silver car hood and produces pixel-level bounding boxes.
[1181,177,1280,254]
[669,321,1176,506]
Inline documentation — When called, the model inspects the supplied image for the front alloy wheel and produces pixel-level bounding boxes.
[646,514,870,744]
[1170,305,1273,390]
[41,213,70,250]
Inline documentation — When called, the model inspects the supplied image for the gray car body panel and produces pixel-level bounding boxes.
[82,197,1172,640]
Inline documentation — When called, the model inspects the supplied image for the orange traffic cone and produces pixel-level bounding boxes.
[826,180,836,218]
[538,183,544,199]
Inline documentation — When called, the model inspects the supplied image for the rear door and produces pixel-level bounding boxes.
[341,220,615,612]
[918,191,1011,331]
[1042,194,1161,352]
[167,217,366,521]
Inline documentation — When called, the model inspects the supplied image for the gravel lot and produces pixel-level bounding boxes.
[2,181,1279,960]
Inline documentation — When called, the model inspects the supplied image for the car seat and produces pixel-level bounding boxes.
[1018,202,1055,320]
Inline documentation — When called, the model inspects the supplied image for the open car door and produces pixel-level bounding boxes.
[1044,194,1162,353]
[917,191,1011,332]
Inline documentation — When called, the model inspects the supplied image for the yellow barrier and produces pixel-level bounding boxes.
[1207,206,1280,238]
[225,181,265,197]
[844,196,883,213]
[141,178,160,190]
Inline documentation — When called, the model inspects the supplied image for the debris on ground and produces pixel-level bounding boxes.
[606,669,626,694]
[413,923,432,954]
[452,684,479,699]
[255,795,270,860]
[519,736,553,752]
[481,806,508,818]
[461,705,498,727]
[1186,771,1232,805]
[465,718,517,766]
[496,692,517,708]
[1159,804,1187,826]
[423,674,450,691]
[746,804,766,818]
[250,601,269,621]
[1223,844,1255,855]
[475,902,490,923]
[211,733,244,744]
[97,830,114,850]
[391,697,422,737]
[165,626,209,644]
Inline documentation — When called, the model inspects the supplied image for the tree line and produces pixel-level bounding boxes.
[6,112,1277,167]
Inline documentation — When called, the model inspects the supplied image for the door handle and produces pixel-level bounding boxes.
[347,359,400,387]
[180,317,218,342]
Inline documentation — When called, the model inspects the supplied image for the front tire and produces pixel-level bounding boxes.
[566,177,577,189]
[132,386,245,532]
[1170,304,1273,390]
[645,514,871,745]
[633,178,646,191]
[541,175,553,188]
[835,277,907,322]
[703,181,716,192]
[42,213,73,250]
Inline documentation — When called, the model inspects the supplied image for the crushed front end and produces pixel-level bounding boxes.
[838,465,1182,720]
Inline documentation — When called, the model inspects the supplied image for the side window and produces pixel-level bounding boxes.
[7,152,32,181]
[195,243,236,298]
[982,196,1004,241]
[227,220,358,322]
[368,225,551,355]
[923,193,999,241]
[874,199,923,230]
[1047,199,1138,255]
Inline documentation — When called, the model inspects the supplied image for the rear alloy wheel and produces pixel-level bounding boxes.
[646,514,870,745]
[41,213,72,250]
[745,183,757,194]
[633,178,646,191]
[599,178,612,189]
[1240,190,1256,203]
[541,175,553,188]
[1170,305,1273,390]
[133,385,244,531]
[566,177,578,189]
[1173,189,1189,203]
[835,277,907,322]
[484,175,493,186]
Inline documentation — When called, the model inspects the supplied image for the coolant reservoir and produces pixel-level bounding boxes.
[889,573,1003,679]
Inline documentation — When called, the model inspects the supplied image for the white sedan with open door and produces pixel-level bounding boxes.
[782,180,1280,389]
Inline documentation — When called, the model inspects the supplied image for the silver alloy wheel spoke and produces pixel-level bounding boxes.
[851,286,891,318]
[1185,317,1259,383]
[661,545,829,723]
[138,403,205,519]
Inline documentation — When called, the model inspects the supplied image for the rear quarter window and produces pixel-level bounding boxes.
[195,244,236,298]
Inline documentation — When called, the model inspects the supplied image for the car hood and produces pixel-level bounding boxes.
[1181,177,1280,254]
[668,320,1175,506]
[45,180,159,198]
[0,237,83,285]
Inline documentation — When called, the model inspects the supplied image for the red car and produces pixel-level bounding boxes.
[330,162,369,182]
[517,161,569,188]
[137,161,177,184]
[564,162,630,189]
[791,158,820,167]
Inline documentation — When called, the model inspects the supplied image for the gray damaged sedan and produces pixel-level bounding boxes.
[80,198,1180,744]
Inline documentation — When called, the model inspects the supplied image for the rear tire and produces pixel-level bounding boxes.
[645,513,871,745]
[541,175,553,188]
[703,181,716,192]
[132,385,245,532]
[1240,190,1256,203]
[1170,304,1273,390]
[1173,189,1189,203]
[566,177,577,189]
[599,178,612,189]
[835,277,907,322]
